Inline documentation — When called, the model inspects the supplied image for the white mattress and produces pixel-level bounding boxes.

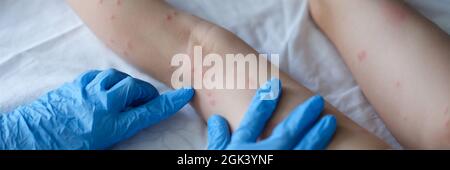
[1,0,449,149]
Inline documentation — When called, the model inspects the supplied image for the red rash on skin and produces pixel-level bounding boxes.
[206,92,212,97]
[381,1,408,25]
[395,81,401,88]
[208,99,216,106]
[127,41,133,50]
[357,50,367,63]
[166,11,178,21]
[166,14,172,21]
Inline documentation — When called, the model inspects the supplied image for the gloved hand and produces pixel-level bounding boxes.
[207,79,336,150]
[0,69,194,150]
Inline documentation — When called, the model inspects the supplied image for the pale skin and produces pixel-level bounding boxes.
[65,0,447,149]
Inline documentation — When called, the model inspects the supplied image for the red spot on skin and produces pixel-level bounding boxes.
[116,0,122,6]
[127,41,133,50]
[445,105,449,114]
[357,50,367,63]
[123,50,129,56]
[206,92,212,97]
[109,39,115,44]
[446,119,450,128]
[166,14,172,21]
[208,99,216,106]
[381,1,408,25]
[98,0,103,5]
[395,81,401,88]
[110,15,116,20]
[166,11,178,21]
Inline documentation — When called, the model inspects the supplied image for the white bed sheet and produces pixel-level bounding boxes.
[1,0,449,149]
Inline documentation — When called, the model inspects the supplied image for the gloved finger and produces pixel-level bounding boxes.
[87,68,128,91]
[115,87,194,140]
[107,76,159,112]
[74,70,101,88]
[207,115,231,150]
[231,78,281,144]
[266,95,325,149]
[294,115,337,150]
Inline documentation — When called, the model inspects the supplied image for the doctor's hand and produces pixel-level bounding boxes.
[207,79,336,150]
[0,69,194,150]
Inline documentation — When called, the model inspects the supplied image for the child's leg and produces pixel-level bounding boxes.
[309,0,450,148]
[66,0,389,149]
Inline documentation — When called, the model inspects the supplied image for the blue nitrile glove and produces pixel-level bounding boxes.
[207,79,336,150]
[0,69,194,150]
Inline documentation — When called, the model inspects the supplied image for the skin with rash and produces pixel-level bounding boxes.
[66,0,449,149]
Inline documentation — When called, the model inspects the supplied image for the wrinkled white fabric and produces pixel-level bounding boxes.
[1,0,449,149]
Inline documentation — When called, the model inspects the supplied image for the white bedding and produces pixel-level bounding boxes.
[1,0,449,149]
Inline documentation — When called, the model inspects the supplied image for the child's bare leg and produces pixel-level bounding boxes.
[66,0,389,149]
[310,0,450,148]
